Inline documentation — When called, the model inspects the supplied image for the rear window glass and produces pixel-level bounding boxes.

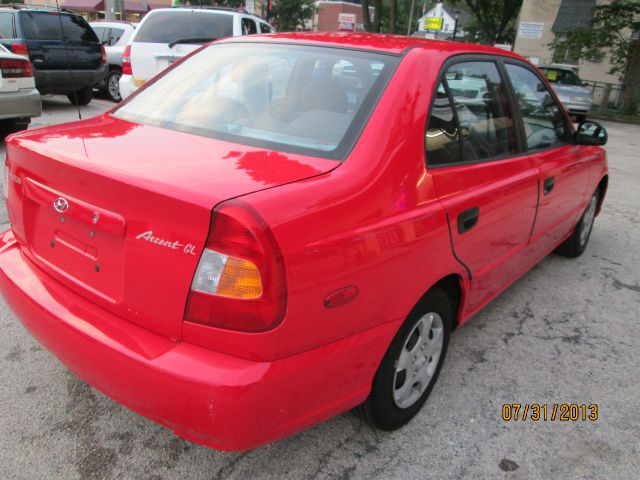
[539,67,583,86]
[113,43,398,160]
[91,25,107,42]
[0,12,14,39]
[134,11,233,44]
[21,12,98,42]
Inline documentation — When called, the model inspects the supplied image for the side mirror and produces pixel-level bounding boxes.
[575,120,607,146]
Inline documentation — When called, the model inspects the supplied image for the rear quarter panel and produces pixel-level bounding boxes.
[243,49,467,358]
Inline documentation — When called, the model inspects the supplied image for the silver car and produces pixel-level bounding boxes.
[90,21,136,102]
[539,64,593,121]
[0,44,41,137]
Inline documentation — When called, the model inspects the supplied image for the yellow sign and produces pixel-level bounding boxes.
[546,70,558,81]
[423,17,444,31]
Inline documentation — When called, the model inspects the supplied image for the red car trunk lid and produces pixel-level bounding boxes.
[5,115,337,340]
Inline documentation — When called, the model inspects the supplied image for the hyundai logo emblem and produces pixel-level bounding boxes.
[53,197,69,214]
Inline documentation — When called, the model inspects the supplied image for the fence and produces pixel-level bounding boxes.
[583,80,627,113]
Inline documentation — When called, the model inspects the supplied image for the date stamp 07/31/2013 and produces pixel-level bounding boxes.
[501,404,599,422]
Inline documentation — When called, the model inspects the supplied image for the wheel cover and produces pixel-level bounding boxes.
[392,312,444,409]
[108,73,121,100]
[579,194,597,247]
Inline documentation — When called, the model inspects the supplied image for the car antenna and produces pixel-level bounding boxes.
[54,0,82,121]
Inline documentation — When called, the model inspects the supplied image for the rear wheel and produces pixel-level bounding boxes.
[104,69,122,102]
[359,288,452,430]
[555,189,600,258]
[67,85,93,106]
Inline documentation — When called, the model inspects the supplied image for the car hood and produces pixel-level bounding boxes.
[551,84,592,97]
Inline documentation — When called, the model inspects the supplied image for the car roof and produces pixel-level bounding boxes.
[149,7,261,18]
[218,32,524,58]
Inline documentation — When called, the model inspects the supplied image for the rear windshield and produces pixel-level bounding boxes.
[21,12,98,42]
[134,11,234,44]
[539,67,583,86]
[113,43,398,160]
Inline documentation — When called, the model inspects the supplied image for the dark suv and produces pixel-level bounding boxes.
[0,6,107,105]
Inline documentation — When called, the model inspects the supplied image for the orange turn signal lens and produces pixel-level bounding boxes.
[191,248,262,299]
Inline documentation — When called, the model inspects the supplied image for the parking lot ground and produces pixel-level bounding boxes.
[0,102,638,479]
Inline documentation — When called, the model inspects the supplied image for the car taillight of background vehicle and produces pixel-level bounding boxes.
[0,58,33,78]
[185,201,286,333]
[101,45,106,64]
[9,42,29,58]
[122,44,131,75]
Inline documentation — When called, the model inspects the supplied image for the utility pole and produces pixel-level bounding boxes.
[105,0,116,21]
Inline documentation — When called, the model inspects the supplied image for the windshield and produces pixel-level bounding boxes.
[133,11,233,44]
[113,43,398,160]
[540,67,584,86]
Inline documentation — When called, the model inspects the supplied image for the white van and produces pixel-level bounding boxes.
[119,8,275,99]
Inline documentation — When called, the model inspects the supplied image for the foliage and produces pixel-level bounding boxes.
[452,0,522,44]
[552,0,640,112]
[552,0,640,76]
[271,0,315,31]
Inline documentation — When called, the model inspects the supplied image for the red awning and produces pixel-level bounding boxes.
[62,0,104,10]
[124,1,149,14]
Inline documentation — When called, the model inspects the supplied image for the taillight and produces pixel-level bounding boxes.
[101,45,106,64]
[185,200,286,333]
[122,44,131,75]
[10,42,29,58]
[0,58,33,78]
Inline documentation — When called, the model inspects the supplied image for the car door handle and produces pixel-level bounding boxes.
[457,207,480,234]
[543,176,555,195]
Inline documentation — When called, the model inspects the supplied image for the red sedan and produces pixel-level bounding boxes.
[0,33,608,450]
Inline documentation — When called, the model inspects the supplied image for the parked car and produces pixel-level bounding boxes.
[89,21,136,102]
[0,44,41,136]
[119,7,275,99]
[538,64,593,121]
[0,34,608,451]
[0,5,107,105]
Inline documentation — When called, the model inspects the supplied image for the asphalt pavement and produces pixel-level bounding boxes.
[0,97,638,479]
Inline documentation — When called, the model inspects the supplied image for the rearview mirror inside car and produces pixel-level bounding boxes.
[575,120,607,146]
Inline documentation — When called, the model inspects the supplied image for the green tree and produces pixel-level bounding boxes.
[552,0,640,113]
[452,0,522,44]
[272,0,315,31]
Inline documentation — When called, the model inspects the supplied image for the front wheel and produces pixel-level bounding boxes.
[67,85,93,106]
[556,189,600,258]
[359,288,452,430]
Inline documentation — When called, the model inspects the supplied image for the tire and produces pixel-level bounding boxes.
[104,69,122,102]
[555,189,600,258]
[359,288,453,430]
[67,85,93,106]
[1,117,30,139]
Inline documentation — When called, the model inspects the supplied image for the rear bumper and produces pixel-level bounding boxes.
[0,88,41,120]
[34,65,108,94]
[118,74,137,99]
[0,229,394,450]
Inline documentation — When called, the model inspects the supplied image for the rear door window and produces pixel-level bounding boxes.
[241,18,257,35]
[134,11,233,44]
[21,12,98,42]
[0,12,15,39]
[445,61,517,162]
[505,63,569,151]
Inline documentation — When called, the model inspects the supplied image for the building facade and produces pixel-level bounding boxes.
[514,0,621,92]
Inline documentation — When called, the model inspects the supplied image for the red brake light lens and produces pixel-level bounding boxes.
[101,45,106,64]
[0,58,33,78]
[122,44,132,75]
[185,201,286,333]
[10,42,29,57]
